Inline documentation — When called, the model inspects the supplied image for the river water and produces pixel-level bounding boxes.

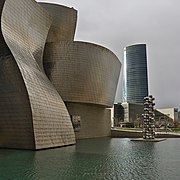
[0,138,179,180]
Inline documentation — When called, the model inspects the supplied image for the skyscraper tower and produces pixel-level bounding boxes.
[123,44,148,104]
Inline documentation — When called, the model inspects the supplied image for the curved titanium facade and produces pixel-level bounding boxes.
[123,44,148,104]
[39,3,77,42]
[0,0,75,149]
[40,3,121,139]
[0,0,121,145]
[43,41,121,107]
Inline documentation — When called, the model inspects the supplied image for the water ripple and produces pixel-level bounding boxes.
[0,138,180,180]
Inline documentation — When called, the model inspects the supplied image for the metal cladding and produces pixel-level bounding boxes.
[0,0,75,149]
[41,2,121,139]
[123,44,148,104]
[39,3,77,42]
[0,0,121,148]
[44,41,121,107]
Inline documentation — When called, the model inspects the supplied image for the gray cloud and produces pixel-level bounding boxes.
[37,0,180,109]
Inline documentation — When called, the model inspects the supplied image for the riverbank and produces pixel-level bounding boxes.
[111,128,180,138]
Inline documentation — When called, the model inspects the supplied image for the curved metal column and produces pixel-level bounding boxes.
[0,0,75,149]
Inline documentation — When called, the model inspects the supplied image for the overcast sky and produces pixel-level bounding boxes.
[37,0,180,109]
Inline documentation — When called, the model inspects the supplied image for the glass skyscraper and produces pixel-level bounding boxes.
[123,44,148,104]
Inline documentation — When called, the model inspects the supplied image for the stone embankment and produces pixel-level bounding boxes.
[111,129,180,138]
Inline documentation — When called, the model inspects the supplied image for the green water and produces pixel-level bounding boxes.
[0,138,179,180]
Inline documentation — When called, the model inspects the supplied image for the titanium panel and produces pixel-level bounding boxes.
[0,0,35,149]
[39,2,77,42]
[0,55,35,149]
[43,41,121,107]
[0,0,75,149]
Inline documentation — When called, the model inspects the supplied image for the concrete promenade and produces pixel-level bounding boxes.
[111,128,180,138]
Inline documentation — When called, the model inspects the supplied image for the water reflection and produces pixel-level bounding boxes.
[0,138,180,180]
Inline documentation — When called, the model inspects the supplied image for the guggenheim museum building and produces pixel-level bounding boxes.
[0,0,121,150]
